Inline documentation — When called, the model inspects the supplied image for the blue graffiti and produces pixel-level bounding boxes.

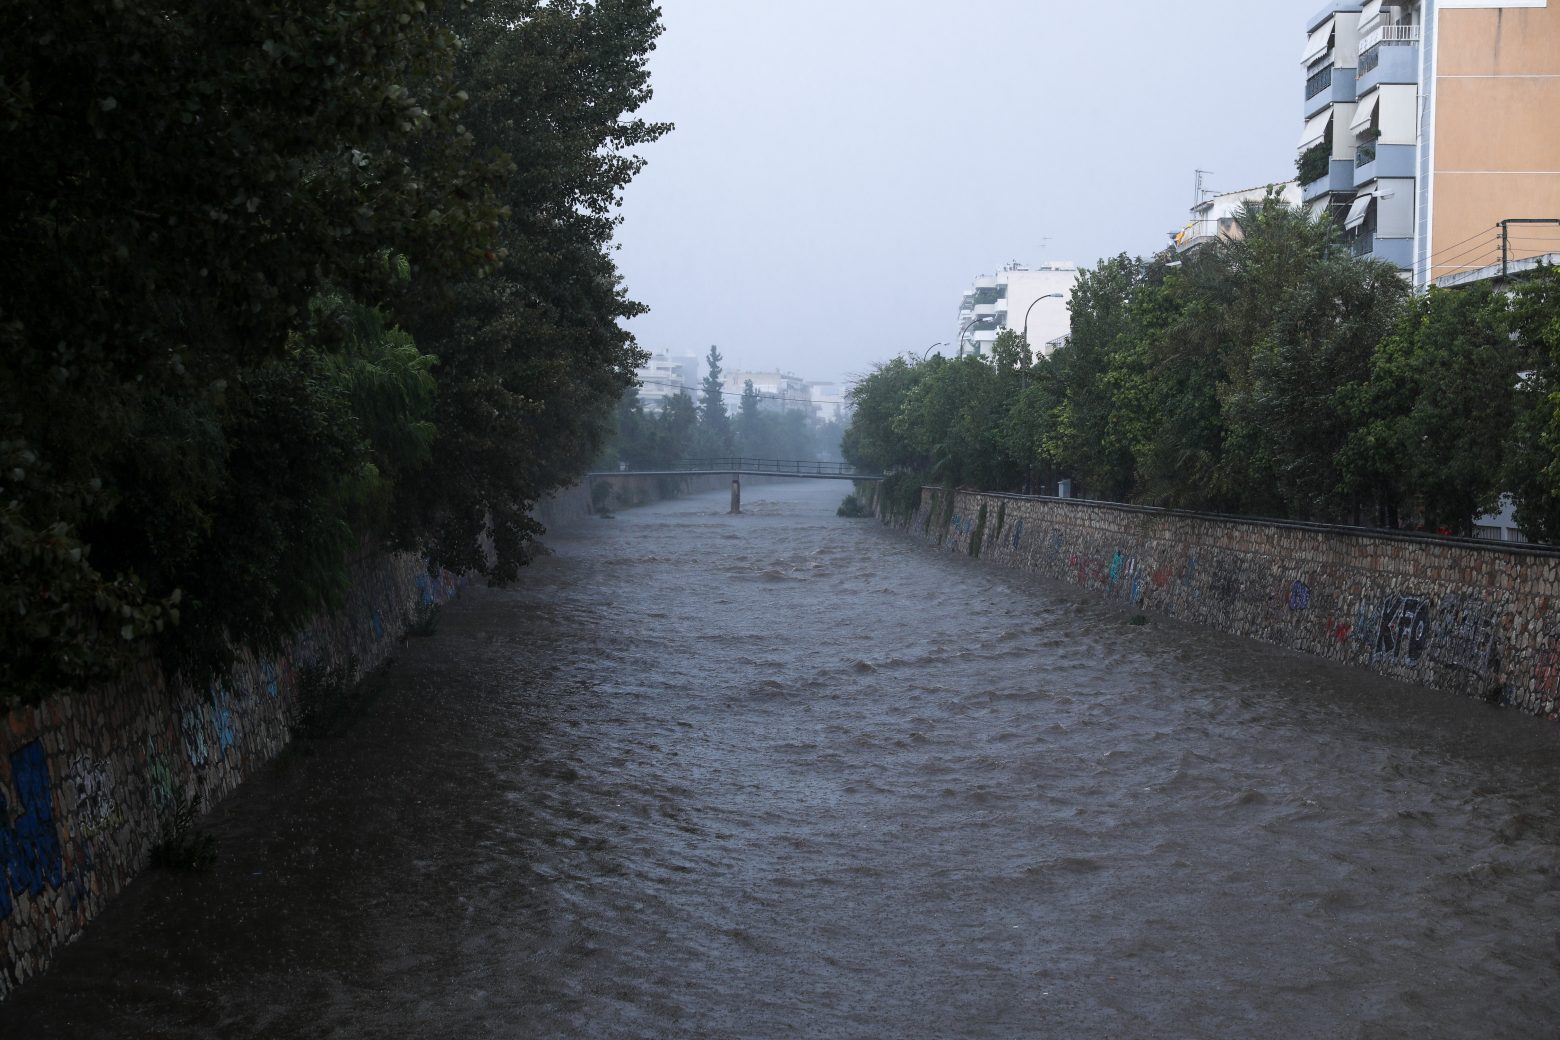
[1288,581,1312,611]
[370,608,385,641]
[212,686,237,754]
[262,660,279,699]
[415,573,435,606]
[1011,519,1024,549]
[1109,551,1125,584]
[0,742,65,919]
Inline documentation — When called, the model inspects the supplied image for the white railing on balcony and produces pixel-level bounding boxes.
[1359,23,1421,53]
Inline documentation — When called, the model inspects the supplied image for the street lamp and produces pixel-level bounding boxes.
[918,341,946,361]
[1021,293,1066,353]
[955,317,986,358]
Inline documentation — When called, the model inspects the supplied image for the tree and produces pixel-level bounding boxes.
[393,0,670,581]
[0,0,504,699]
[695,344,733,457]
[1503,267,1560,540]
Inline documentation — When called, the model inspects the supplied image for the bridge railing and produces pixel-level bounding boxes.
[626,458,867,477]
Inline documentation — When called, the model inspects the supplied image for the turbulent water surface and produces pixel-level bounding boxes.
[6,480,1560,1039]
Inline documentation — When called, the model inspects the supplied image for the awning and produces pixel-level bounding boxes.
[1298,110,1331,151]
[1349,92,1380,134]
[1301,21,1334,66]
[1360,0,1384,28]
[1345,193,1376,230]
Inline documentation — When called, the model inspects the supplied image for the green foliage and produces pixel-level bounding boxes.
[0,0,670,704]
[392,0,669,583]
[836,494,872,518]
[1296,124,1332,184]
[1504,267,1560,540]
[1340,284,1517,531]
[150,789,217,872]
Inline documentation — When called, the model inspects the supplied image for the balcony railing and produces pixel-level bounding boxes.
[1355,145,1377,167]
[1359,24,1420,76]
[1359,23,1421,53]
[1351,231,1376,257]
[1305,65,1334,101]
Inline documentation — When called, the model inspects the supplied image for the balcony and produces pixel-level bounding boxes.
[1304,66,1358,118]
[1353,142,1415,187]
[1357,29,1420,93]
[1351,233,1413,270]
[1305,65,1333,101]
[972,303,997,320]
[1303,159,1357,203]
[1359,23,1420,56]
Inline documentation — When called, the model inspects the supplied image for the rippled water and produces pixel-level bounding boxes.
[7,481,1560,1039]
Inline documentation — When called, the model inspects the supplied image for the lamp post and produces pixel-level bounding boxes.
[1020,293,1066,354]
[918,341,946,361]
[955,317,984,358]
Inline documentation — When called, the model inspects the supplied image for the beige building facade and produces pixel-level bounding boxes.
[1298,0,1560,287]
[1427,1,1560,284]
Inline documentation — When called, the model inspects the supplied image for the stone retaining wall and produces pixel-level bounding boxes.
[909,487,1560,720]
[0,553,464,1000]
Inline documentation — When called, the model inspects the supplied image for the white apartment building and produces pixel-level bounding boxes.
[807,382,849,425]
[1173,181,1303,253]
[722,370,811,416]
[955,262,1079,359]
[634,352,702,409]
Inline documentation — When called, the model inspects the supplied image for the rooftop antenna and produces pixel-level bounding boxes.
[1194,169,1215,207]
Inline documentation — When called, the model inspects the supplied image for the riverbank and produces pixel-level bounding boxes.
[895,485,1560,720]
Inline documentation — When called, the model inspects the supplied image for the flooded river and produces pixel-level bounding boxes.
[5,480,1560,1038]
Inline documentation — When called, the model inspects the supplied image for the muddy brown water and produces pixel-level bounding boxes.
[5,481,1560,1039]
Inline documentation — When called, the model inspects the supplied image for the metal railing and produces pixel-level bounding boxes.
[1351,231,1376,257]
[655,458,869,477]
[1305,65,1334,100]
[1359,24,1420,76]
[1359,23,1421,53]
[1355,145,1377,167]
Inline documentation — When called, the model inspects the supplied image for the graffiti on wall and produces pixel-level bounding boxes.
[180,706,209,769]
[1375,594,1432,664]
[146,737,176,815]
[1288,581,1311,612]
[0,742,65,920]
[212,685,237,755]
[1428,593,1500,677]
[68,755,116,838]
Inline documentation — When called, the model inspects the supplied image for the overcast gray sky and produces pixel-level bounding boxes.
[614,0,1326,385]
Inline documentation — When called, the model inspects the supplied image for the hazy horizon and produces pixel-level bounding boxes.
[613,0,1328,385]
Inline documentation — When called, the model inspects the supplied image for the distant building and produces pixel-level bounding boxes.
[634,351,701,409]
[955,262,1079,359]
[806,382,850,425]
[1173,181,1302,254]
[722,370,811,416]
[1297,0,1560,286]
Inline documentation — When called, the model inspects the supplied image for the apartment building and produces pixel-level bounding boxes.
[955,262,1079,359]
[633,351,701,409]
[1173,181,1304,254]
[1299,0,1560,286]
[721,370,811,416]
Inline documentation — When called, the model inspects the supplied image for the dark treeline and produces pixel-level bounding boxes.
[844,198,1560,539]
[0,0,668,703]
[596,346,843,470]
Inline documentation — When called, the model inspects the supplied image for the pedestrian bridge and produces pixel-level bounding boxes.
[588,458,884,481]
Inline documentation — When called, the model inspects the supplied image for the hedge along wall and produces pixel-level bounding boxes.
[913,487,1560,720]
[0,552,464,1000]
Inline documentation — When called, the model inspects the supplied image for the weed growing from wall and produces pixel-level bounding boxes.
[149,790,217,872]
